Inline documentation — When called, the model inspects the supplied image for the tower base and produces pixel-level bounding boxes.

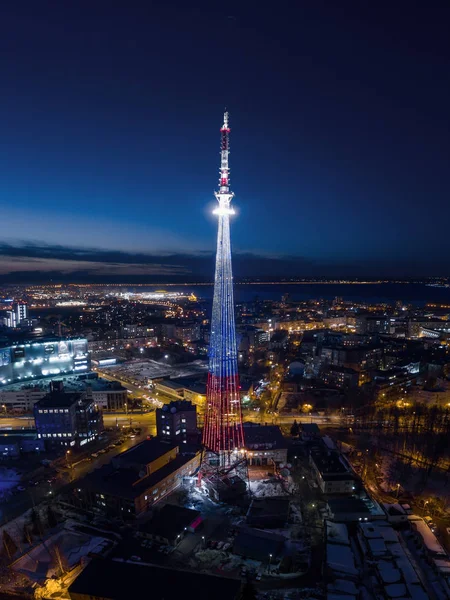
[200,449,249,504]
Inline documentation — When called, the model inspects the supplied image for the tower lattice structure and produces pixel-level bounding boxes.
[202,112,245,468]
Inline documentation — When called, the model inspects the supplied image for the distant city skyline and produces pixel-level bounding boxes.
[1,2,450,282]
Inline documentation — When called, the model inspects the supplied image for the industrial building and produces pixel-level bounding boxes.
[0,373,126,412]
[68,557,242,600]
[309,446,360,495]
[72,438,201,517]
[0,336,89,386]
[243,422,288,467]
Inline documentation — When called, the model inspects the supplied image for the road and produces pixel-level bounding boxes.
[0,411,157,432]
[0,409,337,435]
[0,426,151,526]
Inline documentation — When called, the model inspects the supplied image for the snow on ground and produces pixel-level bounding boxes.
[106,358,208,385]
[12,527,111,582]
[0,467,20,502]
[0,503,49,549]
[249,479,290,497]
[193,548,261,573]
[258,588,324,599]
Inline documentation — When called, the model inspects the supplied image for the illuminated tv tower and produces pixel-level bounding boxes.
[202,111,245,467]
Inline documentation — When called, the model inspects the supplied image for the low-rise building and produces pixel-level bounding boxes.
[246,496,290,529]
[0,374,127,412]
[244,422,288,467]
[68,557,242,600]
[137,504,201,545]
[72,438,201,517]
[309,447,360,495]
[0,433,45,458]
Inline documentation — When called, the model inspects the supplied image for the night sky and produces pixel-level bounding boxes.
[1,1,450,282]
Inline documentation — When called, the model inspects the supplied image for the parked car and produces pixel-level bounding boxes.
[216,541,224,550]
[91,452,99,458]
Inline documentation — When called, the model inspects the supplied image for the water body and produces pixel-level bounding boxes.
[132,283,450,306]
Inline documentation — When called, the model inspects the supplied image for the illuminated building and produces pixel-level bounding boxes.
[202,112,245,467]
[2,302,28,329]
[0,336,90,385]
[14,301,28,324]
[33,381,102,448]
[156,399,198,444]
[72,438,201,517]
[175,322,201,343]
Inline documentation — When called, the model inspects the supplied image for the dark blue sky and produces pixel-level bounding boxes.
[1,1,449,282]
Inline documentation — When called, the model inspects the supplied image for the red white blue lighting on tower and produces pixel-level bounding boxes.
[202,112,244,462]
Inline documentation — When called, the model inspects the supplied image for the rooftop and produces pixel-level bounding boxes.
[78,453,195,500]
[34,391,84,409]
[68,558,242,600]
[158,399,196,413]
[310,448,355,478]
[0,334,86,349]
[112,438,177,470]
[140,504,200,540]
[243,423,287,450]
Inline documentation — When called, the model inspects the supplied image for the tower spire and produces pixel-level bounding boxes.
[202,111,245,468]
[213,111,235,215]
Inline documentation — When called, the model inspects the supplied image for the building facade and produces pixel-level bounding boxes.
[156,400,198,444]
[34,383,103,448]
[0,337,89,386]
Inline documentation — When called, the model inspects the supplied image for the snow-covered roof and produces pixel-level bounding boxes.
[382,503,407,516]
[327,579,359,596]
[377,560,401,584]
[326,543,358,577]
[368,538,387,555]
[326,521,350,545]
[396,557,419,584]
[323,435,337,451]
[379,527,399,544]
[384,583,407,598]
[388,542,406,559]
[406,583,429,600]
[412,518,446,555]
[433,558,450,574]
[359,523,382,539]
[327,594,357,600]
[327,594,356,600]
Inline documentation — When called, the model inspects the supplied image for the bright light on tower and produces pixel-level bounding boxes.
[202,111,245,466]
